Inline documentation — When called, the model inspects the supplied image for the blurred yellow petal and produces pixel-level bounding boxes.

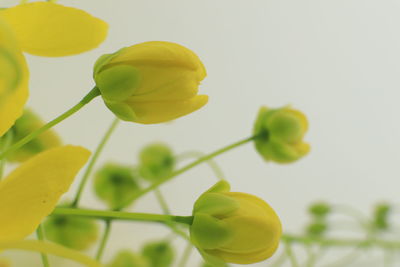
[0,19,29,137]
[0,240,100,267]
[126,95,208,124]
[0,145,90,242]
[1,2,108,57]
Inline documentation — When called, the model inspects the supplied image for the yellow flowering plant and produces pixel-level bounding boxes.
[4,1,394,267]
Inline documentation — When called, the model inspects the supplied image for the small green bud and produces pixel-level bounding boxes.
[107,250,150,267]
[373,203,391,230]
[308,202,331,218]
[306,221,327,237]
[44,215,98,250]
[6,109,61,162]
[138,143,175,182]
[94,163,141,210]
[141,241,174,267]
[253,106,310,163]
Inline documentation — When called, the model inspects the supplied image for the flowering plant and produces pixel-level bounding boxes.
[2,1,393,267]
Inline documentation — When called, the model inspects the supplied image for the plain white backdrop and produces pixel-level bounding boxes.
[3,0,400,266]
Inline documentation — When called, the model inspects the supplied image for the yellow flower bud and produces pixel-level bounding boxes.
[93,41,208,124]
[190,181,281,265]
[6,109,62,162]
[253,106,310,163]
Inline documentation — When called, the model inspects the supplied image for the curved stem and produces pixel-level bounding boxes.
[0,87,100,161]
[95,220,111,261]
[52,207,193,225]
[71,117,120,207]
[177,243,193,267]
[117,136,255,209]
[282,234,400,249]
[154,188,171,214]
[36,225,50,267]
[176,150,226,180]
[284,241,299,267]
[0,130,13,180]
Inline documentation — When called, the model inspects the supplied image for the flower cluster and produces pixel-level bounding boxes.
[0,2,311,267]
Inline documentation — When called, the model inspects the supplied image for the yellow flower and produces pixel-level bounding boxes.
[0,18,29,138]
[190,181,282,265]
[253,106,310,163]
[93,41,208,124]
[6,109,62,162]
[0,2,108,57]
[0,145,90,242]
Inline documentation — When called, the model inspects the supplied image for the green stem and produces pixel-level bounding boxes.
[0,87,100,161]
[36,225,50,267]
[0,130,13,180]
[154,188,171,214]
[71,117,120,207]
[117,136,255,209]
[177,243,193,267]
[52,207,193,225]
[95,220,111,261]
[176,151,226,180]
[282,234,400,249]
[284,241,299,267]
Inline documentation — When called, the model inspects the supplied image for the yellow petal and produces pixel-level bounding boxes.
[126,95,208,124]
[0,145,90,242]
[0,19,29,137]
[0,240,100,267]
[110,41,207,81]
[1,2,108,57]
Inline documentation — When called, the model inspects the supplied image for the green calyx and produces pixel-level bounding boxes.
[94,163,141,210]
[138,143,175,182]
[309,202,331,218]
[191,181,238,251]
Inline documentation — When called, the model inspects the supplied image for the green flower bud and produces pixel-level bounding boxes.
[373,203,391,230]
[6,108,61,162]
[141,241,174,267]
[94,163,141,210]
[308,202,331,218]
[253,106,310,163]
[306,221,327,237]
[43,215,98,250]
[107,250,150,267]
[191,180,282,265]
[138,143,175,182]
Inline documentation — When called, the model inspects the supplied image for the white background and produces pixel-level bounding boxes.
[3,0,400,266]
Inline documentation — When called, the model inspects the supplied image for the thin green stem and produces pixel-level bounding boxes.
[176,150,226,180]
[95,220,111,261]
[71,117,120,207]
[282,234,400,249]
[0,87,100,161]
[0,130,13,180]
[117,136,255,209]
[177,243,193,267]
[52,207,193,225]
[153,188,191,241]
[154,188,171,214]
[284,241,299,267]
[36,225,50,267]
